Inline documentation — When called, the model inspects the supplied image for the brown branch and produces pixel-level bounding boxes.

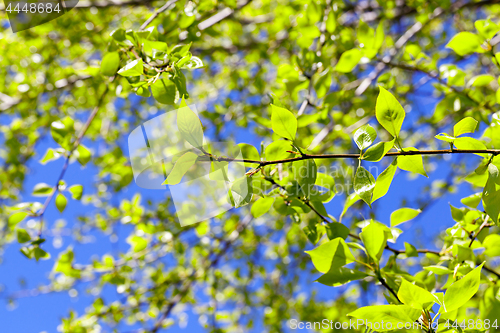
[214,148,500,167]
[139,0,178,31]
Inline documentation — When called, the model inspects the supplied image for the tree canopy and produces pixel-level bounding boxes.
[2,0,500,332]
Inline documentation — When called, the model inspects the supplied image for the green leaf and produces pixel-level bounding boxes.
[237,143,260,161]
[251,197,274,218]
[482,174,500,223]
[303,225,319,244]
[348,305,421,331]
[264,141,293,161]
[390,207,421,227]
[313,68,332,98]
[398,279,436,310]
[454,117,478,137]
[424,265,453,275]
[435,133,456,143]
[117,59,144,76]
[360,222,387,263]
[151,78,176,105]
[316,267,368,287]
[33,247,50,261]
[51,117,74,149]
[357,20,375,49]
[404,242,418,257]
[270,104,297,140]
[110,28,126,41]
[335,49,362,73]
[101,52,120,76]
[446,32,484,56]
[16,228,31,243]
[68,185,83,200]
[55,193,67,213]
[362,139,394,162]
[76,144,91,165]
[40,148,62,165]
[32,183,54,197]
[304,238,355,274]
[442,263,484,313]
[325,222,350,240]
[397,148,428,177]
[483,234,500,257]
[353,166,375,207]
[325,10,336,33]
[9,212,28,226]
[475,19,500,40]
[468,74,494,87]
[372,159,397,203]
[177,102,204,148]
[353,124,377,150]
[291,159,317,197]
[461,192,482,208]
[340,193,361,219]
[454,137,488,156]
[376,86,405,138]
[128,236,148,252]
[163,152,198,185]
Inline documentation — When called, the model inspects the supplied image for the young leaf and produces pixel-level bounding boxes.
[348,305,421,331]
[353,124,377,150]
[251,197,274,218]
[335,49,362,73]
[304,238,355,273]
[76,145,91,166]
[353,166,375,207]
[435,133,456,143]
[68,185,83,200]
[482,175,500,223]
[397,148,428,177]
[446,32,484,56]
[375,86,405,138]
[483,234,500,257]
[291,159,317,197]
[162,152,198,185]
[117,59,144,76]
[16,228,31,243]
[372,159,398,203]
[390,207,421,227]
[40,148,62,165]
[398,279,436,310]
[454,117,478,137]
[404,242,418,257]
[360,222,387,263]
[264,141,293,161]
[177,103,204,148]
[151,79,176,105]
[128,236,148,252]
[362,139,394,162]
[270,104,297,140]
[442,263,484,313]
[316,267,368,287]
[32,183,54,197]
[325,222,350,240]
[55,193,67,213]
[9,212,28,226]
[475,18,500,40]
[101,52,120,76]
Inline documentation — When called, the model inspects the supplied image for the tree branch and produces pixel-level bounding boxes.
[214,148,500,167]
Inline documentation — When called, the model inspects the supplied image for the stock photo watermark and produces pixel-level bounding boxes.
[3,0,77,32]
[127,104,383,227]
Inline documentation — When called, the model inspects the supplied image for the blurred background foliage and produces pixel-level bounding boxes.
[1,0,500,332]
